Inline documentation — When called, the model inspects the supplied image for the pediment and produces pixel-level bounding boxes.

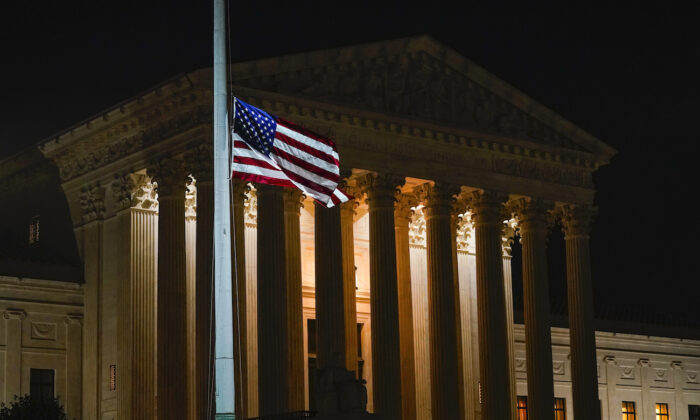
[231,36,615,162]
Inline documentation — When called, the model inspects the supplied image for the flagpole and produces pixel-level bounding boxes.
[213,0,236,418]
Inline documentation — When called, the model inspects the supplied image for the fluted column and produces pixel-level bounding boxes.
[186,144,217,420]
[450,200,466,420]
[111,173,158,420]
[561,205,600,420]
[361,173,404,419]
[516,198,555,420]
[231,180,249,419]
[469,191,512,420]
[315,201,347,370]
[283,189,305,411]
[416,183,461,420]
[148,158,189,419]
[185,182,197,420]
[340,189,359,375]
[256,184,289,415]
[501,222,518,420]
[394,193,417,420]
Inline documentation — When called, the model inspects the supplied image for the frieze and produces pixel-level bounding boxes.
[53,105,211,182]
[260,97,594,189]
[79,183,106,223]
[235,52,586,152]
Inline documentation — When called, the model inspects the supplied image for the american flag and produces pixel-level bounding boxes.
[231,98,350,207]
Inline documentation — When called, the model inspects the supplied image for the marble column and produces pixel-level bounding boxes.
[361,173,404,419]
[186,144,216,420]
[516,198,555,420]
[185,182,197,420]
[469,191,512,420]
[416,183,461,420]
[256,184,289,415]
[314,202,346,370]
[148,158,189,419]
[501,222,518,420]
[395,193,417,420]
[65,314,83,420]
[561,205,600,420]
[283,189,305,411]
[111,174,158,420]
[340,190,359,375]
[231,180,249,419]
[450,201,466,420]
[3,309,25,401]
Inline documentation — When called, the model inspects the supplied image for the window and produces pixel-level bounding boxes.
[622,401,637,420]
[554,397,567,420]
[689,405,700,420]
[656,403,670,420]
[28,215,40,245]
[30,369,54,399]
[517,396,528,420]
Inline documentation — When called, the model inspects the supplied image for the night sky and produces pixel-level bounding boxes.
[2,4,699,325]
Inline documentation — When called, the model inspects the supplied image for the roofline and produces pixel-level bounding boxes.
[34,35,616,163]
[37,71,205,154]
[228,34,617,163]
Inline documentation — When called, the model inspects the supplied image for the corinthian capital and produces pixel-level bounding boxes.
[508,197,554,234]
[185,180,197,221]
[414,182,460,219]
[559,204,597,238]
[147,157,190,198]
[394,192,418,225]
[282,188,305,215]
[465,190,508,226]
[111,173,158,212]
[358,172,405,209]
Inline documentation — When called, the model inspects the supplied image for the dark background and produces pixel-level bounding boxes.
[2,3,698,327]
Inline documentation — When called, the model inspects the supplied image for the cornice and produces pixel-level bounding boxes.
[233,87,597,200]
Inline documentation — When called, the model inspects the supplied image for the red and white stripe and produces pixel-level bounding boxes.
[231,117,350,207]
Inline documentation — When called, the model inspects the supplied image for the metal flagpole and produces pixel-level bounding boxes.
[213,0,236,418]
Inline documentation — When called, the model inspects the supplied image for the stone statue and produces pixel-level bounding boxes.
[315,352,377,420]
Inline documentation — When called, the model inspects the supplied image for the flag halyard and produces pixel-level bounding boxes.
[231,98,351,207]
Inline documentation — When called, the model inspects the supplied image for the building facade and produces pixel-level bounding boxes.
[2,36,699,420]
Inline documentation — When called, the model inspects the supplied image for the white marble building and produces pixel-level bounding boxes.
[1,36,699,420]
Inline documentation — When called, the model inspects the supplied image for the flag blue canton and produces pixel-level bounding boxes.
[233,99,277,157]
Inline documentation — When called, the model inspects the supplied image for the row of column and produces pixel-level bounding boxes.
[139,158,599,420]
